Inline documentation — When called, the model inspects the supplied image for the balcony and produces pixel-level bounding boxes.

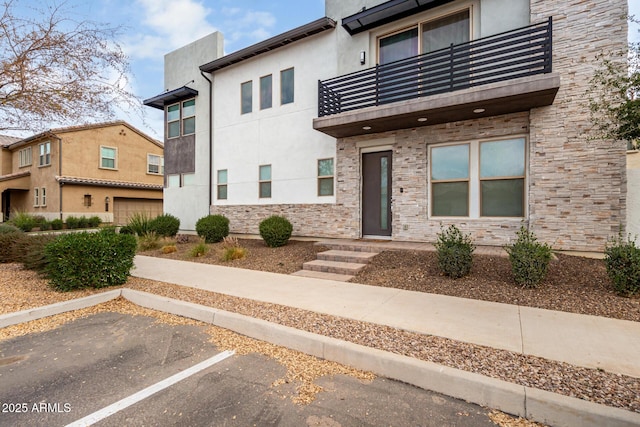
[314,18,559,138]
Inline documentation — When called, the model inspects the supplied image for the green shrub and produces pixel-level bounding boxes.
[434,224,475,279]
[39,220,52,231]
[44,231,137,291]
[195,214,229,243]
[87,216,102,228]
[50,219,64,230]
[0,223,22,234]
[99,226,117,235]
[604,233,640,297]
[119,225,135,235]
[128,212,152,236]
[137,232,161,251]
[259,215,293,248]
[505,226,553,288]
[10,211,36,232]
[65,216,80,229]
[77,216,89,228]
[189,241,209,257]
[149,213,180,237]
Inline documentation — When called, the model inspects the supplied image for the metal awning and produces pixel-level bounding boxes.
[143,86,198,110]
[342,0,454,35]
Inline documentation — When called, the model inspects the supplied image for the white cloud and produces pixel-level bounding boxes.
[126,0,218,59]
[220,7,276,48]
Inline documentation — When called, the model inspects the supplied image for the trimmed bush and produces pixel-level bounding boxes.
[604,233,640,297]
[505,226,553,288]
[195,214,229,243]
[259,215,293,248]
[149,213,180,237]
[434,224,475,279]
[50,219,64,230]
[77,216,89,228]
[87,216,102,228]
[44,231,137,291]
[65,216,80,229]
[39,220,52,231]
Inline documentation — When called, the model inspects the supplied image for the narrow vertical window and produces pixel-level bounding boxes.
[260,75,272,110]
[317,158,334,196]
[84,194,92,207]
[259,165,271,198]
[33,188,39,206]
[100,146,117,169]
[217,169,228,200]
[241,81,252,114]
[167,103,180,138]
[430,144,470,216]
[280,68,294,105]
[39,142,51,166]
[182,99,195,135]
[41,187,46,206]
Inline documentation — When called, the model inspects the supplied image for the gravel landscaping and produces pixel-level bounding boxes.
[2,237,639,418]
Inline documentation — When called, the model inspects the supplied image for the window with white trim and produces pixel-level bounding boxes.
[148,154,164,175]
[430,137,526,218]
[33,187,39,207]
[100,146,117,169]
[19,147,32,167]
[39,141,50,167]
[217,169,227,200]
[259,165,271,198]
[41,187,46,207]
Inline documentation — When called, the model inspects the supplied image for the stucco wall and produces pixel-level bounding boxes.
[211,29,338,206]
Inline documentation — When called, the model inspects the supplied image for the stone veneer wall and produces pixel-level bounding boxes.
[211,0,628,252]
[526,0,628,251]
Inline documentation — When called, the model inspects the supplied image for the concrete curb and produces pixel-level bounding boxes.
[2,289,639,427]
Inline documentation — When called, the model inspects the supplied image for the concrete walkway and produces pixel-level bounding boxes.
[132,255,640,379]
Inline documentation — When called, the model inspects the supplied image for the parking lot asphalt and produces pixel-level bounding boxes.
[0,312,499,427]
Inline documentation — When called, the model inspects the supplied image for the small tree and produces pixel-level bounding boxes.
[587,16,640,147]
[0,0,141,133]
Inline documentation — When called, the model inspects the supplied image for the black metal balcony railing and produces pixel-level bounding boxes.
[318,17,552,117]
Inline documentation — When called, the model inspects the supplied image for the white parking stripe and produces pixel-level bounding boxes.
[65,350,235,427]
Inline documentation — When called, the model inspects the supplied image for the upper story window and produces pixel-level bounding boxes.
[19,147,32,167]
[430,137,526,218]
[100,146,117,169]
[148,154,164,175]
[241,81,252,114]
[260,74,272,110]
[378,9,470,65]
[38,141,50,167]
[280,68,294,105]
[166,98,196,138]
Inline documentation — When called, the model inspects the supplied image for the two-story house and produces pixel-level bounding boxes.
[0,121,164,225]
[145,0,628,252]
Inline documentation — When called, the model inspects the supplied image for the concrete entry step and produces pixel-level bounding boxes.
[290,269,355,282]
[317,250,379,264]
[302,259,368,276]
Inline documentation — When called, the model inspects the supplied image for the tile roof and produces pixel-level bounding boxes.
[0,171,30,182]
[56,176,163,190]
[0,134,22,147]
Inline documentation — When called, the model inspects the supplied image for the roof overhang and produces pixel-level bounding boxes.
[0,171,31,191]
[200,17,336,73]
[143,86,198,110]
[313,73,561,138]
[342,0,455,35]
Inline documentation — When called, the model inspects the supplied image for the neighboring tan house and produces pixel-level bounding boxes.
[0,121,164,225]
[144,0,628,252]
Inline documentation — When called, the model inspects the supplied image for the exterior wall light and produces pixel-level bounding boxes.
[105,196,110,212]
[360,51,366,65]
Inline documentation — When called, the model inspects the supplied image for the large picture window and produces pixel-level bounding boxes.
[430,137,526,218]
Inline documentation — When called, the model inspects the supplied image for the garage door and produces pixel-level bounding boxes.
[113,198,163,225]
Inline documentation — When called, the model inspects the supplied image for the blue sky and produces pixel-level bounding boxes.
[8,0,640,139]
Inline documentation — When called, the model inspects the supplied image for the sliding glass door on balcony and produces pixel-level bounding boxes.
[377,10,470,103]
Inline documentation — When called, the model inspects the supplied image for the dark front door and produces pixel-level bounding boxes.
[362,151,392,237]
[2,191,9,222]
